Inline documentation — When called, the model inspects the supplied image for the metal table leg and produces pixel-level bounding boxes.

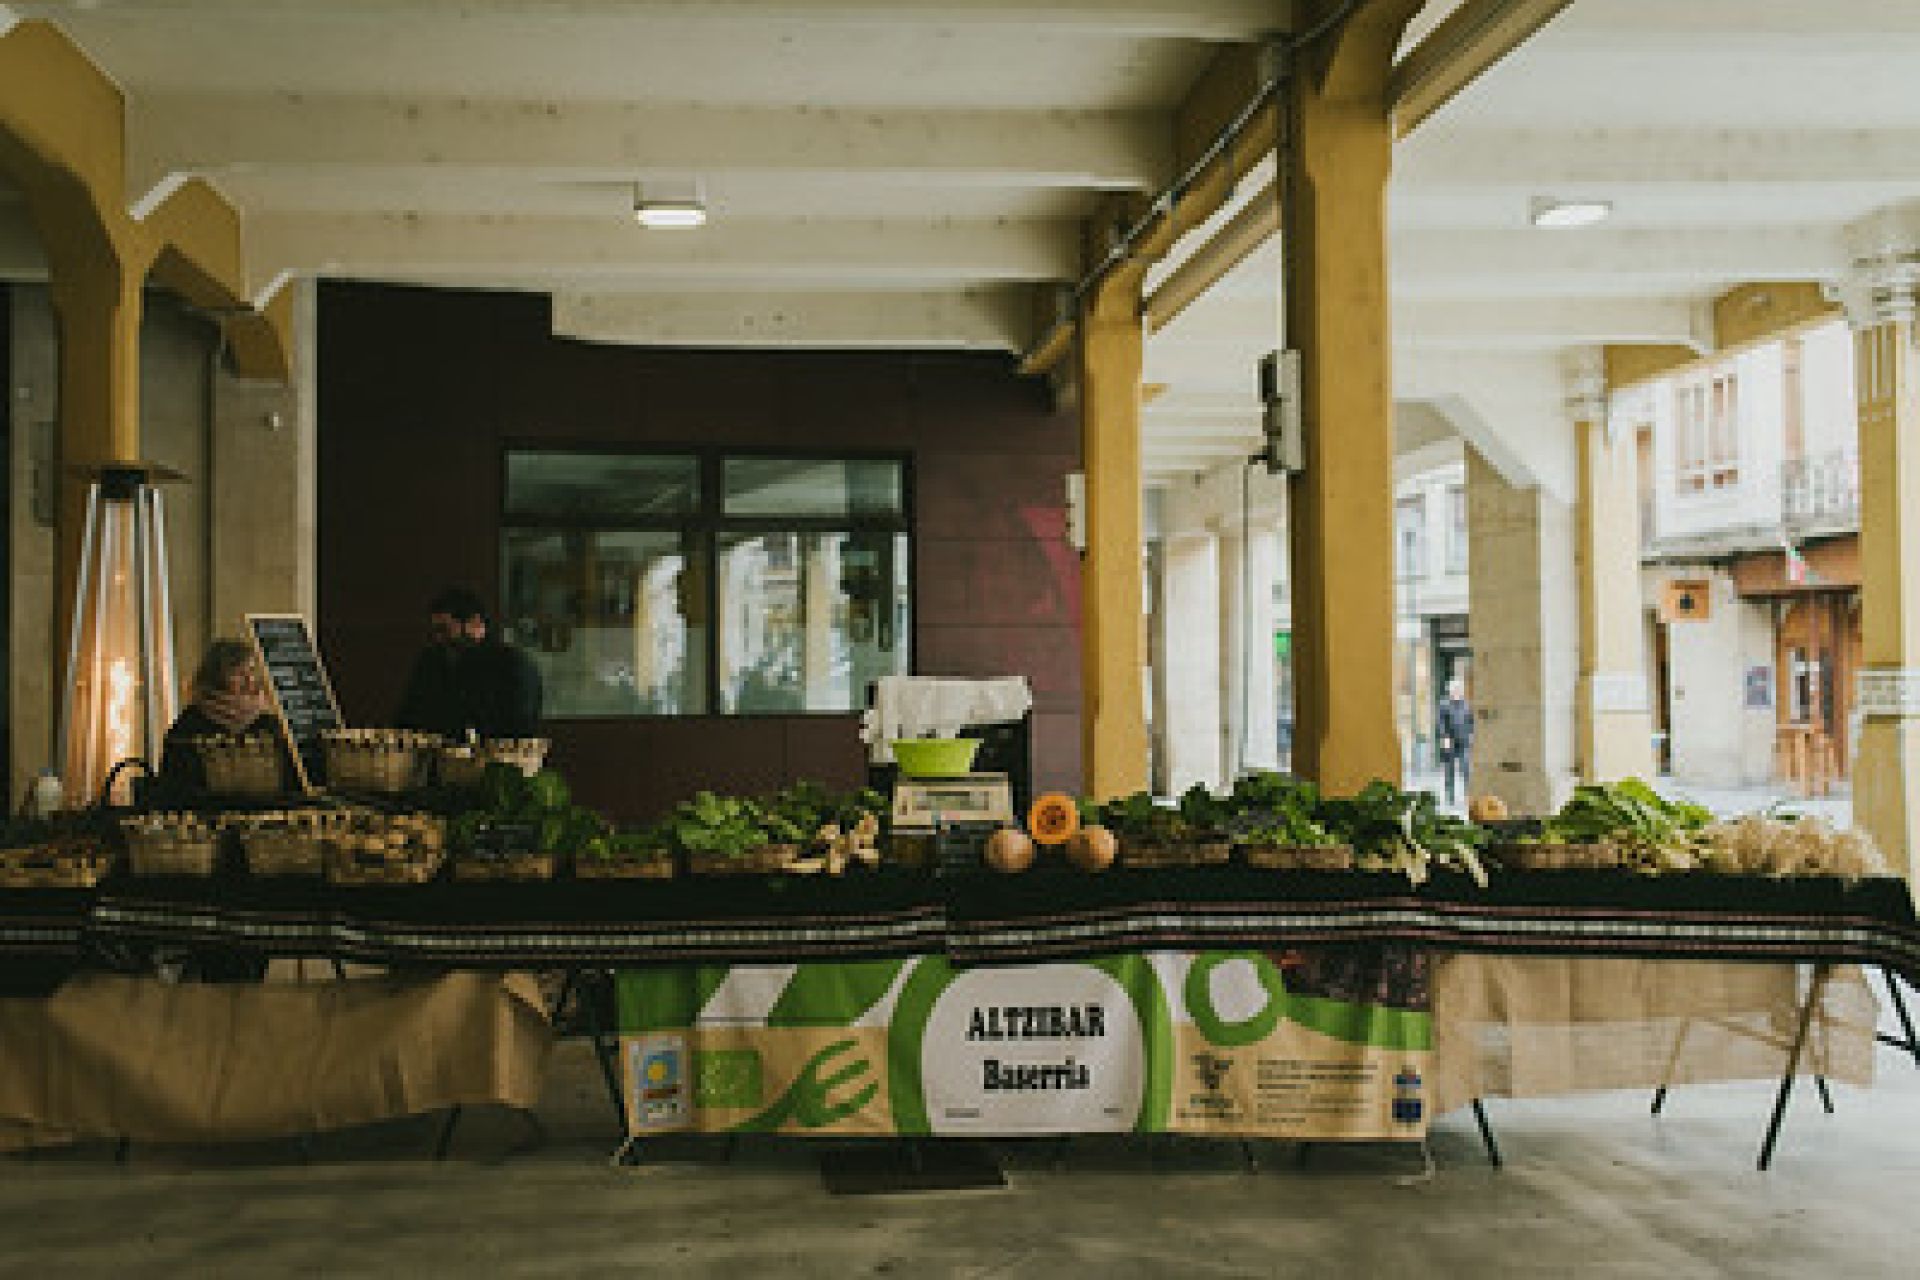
[1470,1098,1502,1169]
[434,1105,463,1161]
[579,969,630,1136]
[1758,963,1832,1172]
[1878,967,1920,1069]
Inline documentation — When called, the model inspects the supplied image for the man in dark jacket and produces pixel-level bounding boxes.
[396,588,543,740]
[1436,678,1474,807]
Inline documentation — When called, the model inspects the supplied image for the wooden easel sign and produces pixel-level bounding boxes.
[245,613,344,793]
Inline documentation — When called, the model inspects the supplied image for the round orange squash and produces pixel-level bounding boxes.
[1027,793,1081,847]
[1065,825,1117,873]
[983,827,1036,874]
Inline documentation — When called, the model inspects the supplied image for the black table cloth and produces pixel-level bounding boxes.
[4,868,1917,983]
[942,868,1920,985]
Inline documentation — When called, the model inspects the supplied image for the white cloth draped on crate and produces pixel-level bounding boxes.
[861,676,1033,764]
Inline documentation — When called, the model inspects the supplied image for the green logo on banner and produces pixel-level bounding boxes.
[695,1050,763,1109]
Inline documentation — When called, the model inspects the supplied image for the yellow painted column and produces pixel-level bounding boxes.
[1077,272,1149,799]
[1570,358,1656,781]
[45,238,148,689]
[1851,278,1920,878]
[1282,0,1423,793]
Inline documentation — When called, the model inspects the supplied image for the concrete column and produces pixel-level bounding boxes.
[9,286,60,802]
[1466,448,1580,816]
[1156,530,1223,793]
[801,534,838,707]
[210,278,318,633]
[1281,0,1423,793]
[1848,254,1920,876]
[1569,353,1656,780]
[1076,272,1149,799]
[1216,516,1281,778]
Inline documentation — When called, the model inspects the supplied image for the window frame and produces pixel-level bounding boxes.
[499,442,915,721]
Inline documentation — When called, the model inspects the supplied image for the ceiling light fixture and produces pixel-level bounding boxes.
[1531,197,1612,230]
[633,180,708,230]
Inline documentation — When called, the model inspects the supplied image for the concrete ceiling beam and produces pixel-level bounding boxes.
[244,211,1079,294]
[1553,0,1920,37]
[550,286,1036,351]
[1390,0,1577,138]
[1160,292,1713,349]
[1392,226,1847,294]
[128,93,1171,204]
[18,0,1297,40]
[1400,127,1920,186]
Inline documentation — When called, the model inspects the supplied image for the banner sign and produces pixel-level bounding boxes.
[617,947,1430,1141]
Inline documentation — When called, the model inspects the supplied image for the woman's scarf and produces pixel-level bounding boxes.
[197,688,266,735]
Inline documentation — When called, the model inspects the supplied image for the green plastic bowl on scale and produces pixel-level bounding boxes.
[889,738,982,778]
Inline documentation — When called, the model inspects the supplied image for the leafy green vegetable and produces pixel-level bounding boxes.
[476,762,525,815]
[1538,778,1710,872]
[1319,780,1488,886]
[1225,773,1336,848]
[526,770,571,815]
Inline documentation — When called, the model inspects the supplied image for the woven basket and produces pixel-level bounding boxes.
[324,836,444,886]
[453,851,558,882]
[124,824,220,876]
[197,739,284,798]
[0,843,113,889]
[326,745,430,794]
[686,844,799,876]
[485,738,550,777]
[436,749,486,790]
[1118,840,1232,869]
[1242,844,1356,871]
[1495,842,1621,871]
[240,827,327,876]
[575,854,675,880]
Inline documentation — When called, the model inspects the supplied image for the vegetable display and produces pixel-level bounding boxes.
[1535,778,1712,873]
[1318,780,1489,887]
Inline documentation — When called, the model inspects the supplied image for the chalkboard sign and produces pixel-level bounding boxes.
[246,613,343,792]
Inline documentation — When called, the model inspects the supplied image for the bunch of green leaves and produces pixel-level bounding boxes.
[668,791,804,858]
[1225,773,1337,847]
[760,780,887,839]
[1539,778,1711,871]
[1078,790,1195,843]
[588,825,675,864]
[1319,779,1489,886]
[1542,778,1710,849]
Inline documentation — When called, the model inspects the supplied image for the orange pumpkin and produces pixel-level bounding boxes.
[1065,825,1117,872]
[984,827,1036,874]
[1027,793,1081,847]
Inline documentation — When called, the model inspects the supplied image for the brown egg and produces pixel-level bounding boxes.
[983,827,1036,874]
[1065,825,1117,873]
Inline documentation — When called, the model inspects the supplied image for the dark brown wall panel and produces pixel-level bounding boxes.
[317,281,1082,819]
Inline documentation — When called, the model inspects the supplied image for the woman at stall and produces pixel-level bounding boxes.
[150,639,279,984]
[157,638,279,801]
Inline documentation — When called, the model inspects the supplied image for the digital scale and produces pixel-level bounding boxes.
[888,772,1014,875]
[888,771,1014,833]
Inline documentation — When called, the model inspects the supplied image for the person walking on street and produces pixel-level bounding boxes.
[1436,678,1474,807]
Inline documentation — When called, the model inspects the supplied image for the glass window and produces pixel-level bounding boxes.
[723,457,905,519]
[1394,495,1425,581]
[502,529,707,715]
[1446,485,1468,574]
[506,451,700,521]
[717,531,909,713]
[502,449,910,717]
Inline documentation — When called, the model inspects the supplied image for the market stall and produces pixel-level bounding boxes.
[3,646,1917,1169]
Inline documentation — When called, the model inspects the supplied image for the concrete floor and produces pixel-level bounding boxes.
[5,1032,1920,1279]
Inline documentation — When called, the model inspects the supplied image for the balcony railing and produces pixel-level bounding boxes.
[1781,449,1860,530]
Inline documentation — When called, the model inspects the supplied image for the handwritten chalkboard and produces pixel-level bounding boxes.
[246,613,343,792]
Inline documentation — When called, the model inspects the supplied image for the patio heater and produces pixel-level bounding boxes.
[58,463,180,807]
